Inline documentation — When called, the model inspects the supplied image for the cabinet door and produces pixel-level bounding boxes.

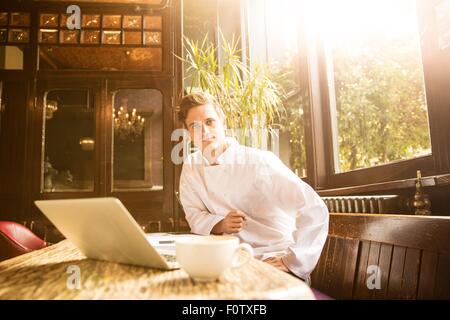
[33,79,104,201]
[0,80,28,221]
[111,88,164,192]
[106,79,174,229]
[42,88,96,193]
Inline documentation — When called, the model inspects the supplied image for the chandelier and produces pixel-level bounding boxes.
[45,100,58,120]
[113,99,145,141]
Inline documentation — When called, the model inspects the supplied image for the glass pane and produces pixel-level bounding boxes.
[0,46,24,70]
[39,47,162,70]
[436,1,450,50]
[10,13,30,27]
[112,89,163,191]
[39,29,59,44]
[42,89,95,192]
[81,30,100,44]
[268,0,307,177]
[40,14,59,27]
[183,0,218,89]
[0,13,8,26]
[82,15,101,28]
[143,16,162,29]
[144,31,161,45]
[102,30,121,45]
[124,31,142,45]
[60,14,70,28]
[8,29,29,43]
[0,29,6,42]
[60,30,79,44]
[244,0,307,177]
[103,15,121,29]
[183,0,216,42]
[123,15,142,29]
[316,0,432,172]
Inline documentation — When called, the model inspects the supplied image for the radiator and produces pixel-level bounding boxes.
[321,195,408,214]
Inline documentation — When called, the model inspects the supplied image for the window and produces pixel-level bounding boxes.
[182,0,218,88]
[314,0,432,173]
[245,0,308,177]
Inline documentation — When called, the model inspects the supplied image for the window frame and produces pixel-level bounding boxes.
[305,0,450,191]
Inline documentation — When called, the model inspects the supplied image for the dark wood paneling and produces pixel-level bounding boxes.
[402,248,421,299]
[311,236,329,290]
[435,254,450,299]
[340,238,359,299]
[322,236,337,294]
[0,80,29,221]
[417,250,438,299]
[328,236,345,298]
[353,240,370,299]
[312,213,450,299]
[373,243,393,299]
[0,0,180,232]
[329,213,450,253]
[387,246,405,299]
[366,241,381,299]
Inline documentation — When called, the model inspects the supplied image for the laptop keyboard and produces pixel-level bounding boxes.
[161,254,177,263]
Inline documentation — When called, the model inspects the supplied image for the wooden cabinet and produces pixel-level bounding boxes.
[0,1,183,238]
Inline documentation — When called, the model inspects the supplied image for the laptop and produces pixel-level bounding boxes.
[34,197,190,270]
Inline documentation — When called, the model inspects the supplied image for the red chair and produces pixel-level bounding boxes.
[0,221,47,262]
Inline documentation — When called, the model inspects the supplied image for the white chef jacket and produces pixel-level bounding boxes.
[179,137,329,280]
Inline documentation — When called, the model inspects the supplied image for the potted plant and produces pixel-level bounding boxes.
[177,32,286,150]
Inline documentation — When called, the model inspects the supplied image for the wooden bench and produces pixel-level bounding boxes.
[311,213,450,299]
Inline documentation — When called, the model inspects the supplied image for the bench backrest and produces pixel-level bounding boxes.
[311,213,450,299]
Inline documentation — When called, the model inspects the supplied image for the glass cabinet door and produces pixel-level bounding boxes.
[112,88,163,191]
[42,89,95,192]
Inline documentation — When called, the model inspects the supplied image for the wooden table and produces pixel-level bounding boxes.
[0,240,314,300]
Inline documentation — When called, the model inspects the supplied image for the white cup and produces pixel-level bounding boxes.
[175,235,254,282]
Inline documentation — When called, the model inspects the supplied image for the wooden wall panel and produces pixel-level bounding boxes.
[435,254,450,299]
[353,240,370,298]
[311,236,330,291]
[401,248,421,299]
[311,213,450,299]
[0,80,29,222]
[340,238,359,299]
[366,241,381,299]
[387,246,406,299]
[417,250,438,299]
[373,243,393,299]
[322,236,337,294]
[328,236,345,298]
